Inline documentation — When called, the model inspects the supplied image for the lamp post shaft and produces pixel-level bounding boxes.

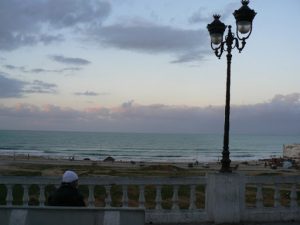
[220,28,234,172]
[220,52,232,172]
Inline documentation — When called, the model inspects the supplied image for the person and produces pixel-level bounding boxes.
[48,170,85,206]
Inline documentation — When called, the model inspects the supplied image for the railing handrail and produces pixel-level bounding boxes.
[245,175,300,184]
[0,175,207,185]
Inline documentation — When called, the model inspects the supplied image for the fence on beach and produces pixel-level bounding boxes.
[0,174,299,224]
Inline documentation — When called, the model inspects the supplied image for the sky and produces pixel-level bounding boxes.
[0,0,299,134]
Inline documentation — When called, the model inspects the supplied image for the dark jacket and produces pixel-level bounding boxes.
[48,183,85,206]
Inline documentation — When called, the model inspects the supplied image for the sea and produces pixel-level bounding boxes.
[0,130,299,163]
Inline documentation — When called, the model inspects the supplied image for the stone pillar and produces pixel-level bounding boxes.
[206,172,245,224]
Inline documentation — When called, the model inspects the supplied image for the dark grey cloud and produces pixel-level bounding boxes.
[0,73,26,97]
[95,23,207,51]
[74,91,108,96]
[50,55,91,66]
[24,80,57,94]
[4,65,26,71]
[89,21,209,63]
[4,64,81,73]
[0,73,57,98]
[170,51,208,64]
[0,0,111,50]
[0,93,299,134]
[29,67,81,73]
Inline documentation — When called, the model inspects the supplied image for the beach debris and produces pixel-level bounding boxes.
[202,163,209,168]
[271,164,277,169]
[83,158,90,161]
[188,163,193,168]
[282,160,293,169]
[103,156,115,162]
[262,156,298,170]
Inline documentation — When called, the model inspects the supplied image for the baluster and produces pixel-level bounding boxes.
[88,185,95,207]
[22,184,29,206]
[138,185,145,209]
[274,183,281,208]
[256,184,263,208]
[172,185,179,210]
[155,185,162,210]
[290,184,297,208]
[105,185,112,207]
[39,184,45,206]
[189,185,196,210]
[122,185,128,207]
[6,184,13,206]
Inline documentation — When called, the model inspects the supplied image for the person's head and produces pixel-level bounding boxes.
[62,170,79,187]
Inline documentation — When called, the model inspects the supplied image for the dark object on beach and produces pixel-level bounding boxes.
[232,164,239,170]
[203,163,209,168]
[103,156,115,162]
[271,164,277,169]
[83,158,90,161]
[188,163,193,168]
[130,160,136,165]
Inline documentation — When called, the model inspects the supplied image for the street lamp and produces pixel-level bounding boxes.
[207,0,256,172]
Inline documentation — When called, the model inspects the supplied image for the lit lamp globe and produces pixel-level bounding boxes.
[233,0,256,34]
[207,15,226,45]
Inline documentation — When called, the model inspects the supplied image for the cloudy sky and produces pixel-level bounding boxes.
[0,0,299,134]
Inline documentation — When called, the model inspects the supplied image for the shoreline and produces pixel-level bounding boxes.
[0,150,280,163]
[0,154,299,177]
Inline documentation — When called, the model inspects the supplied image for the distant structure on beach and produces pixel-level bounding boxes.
[283,144,300,161]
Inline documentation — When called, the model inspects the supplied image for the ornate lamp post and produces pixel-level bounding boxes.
[207,0,256,172]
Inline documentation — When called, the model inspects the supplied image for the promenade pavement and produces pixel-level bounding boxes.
[147,222,299,225]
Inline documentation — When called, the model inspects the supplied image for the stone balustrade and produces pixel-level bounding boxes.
[242,175,300,222]
[0,174,299,224]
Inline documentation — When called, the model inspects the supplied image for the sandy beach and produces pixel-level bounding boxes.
[0,154,298,177]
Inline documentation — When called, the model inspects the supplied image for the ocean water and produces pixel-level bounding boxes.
[0,130,299,162]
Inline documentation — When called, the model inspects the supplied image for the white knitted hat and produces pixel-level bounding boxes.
[62,170,78,183]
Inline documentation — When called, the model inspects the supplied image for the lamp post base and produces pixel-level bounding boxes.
[220,158,232,173]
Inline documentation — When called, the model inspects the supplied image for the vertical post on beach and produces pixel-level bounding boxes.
[207,0,256,172]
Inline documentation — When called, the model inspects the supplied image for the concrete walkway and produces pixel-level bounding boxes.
[147,222,299,225]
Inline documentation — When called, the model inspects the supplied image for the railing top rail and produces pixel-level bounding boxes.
[0,176,207,185]
[245,175,300,184]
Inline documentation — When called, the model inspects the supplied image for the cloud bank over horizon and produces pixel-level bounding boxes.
[0,93,299,135]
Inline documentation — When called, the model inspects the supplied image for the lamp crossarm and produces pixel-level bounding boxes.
[210,31,248,58]
[211,41,225,59]
[235,37,246,53]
